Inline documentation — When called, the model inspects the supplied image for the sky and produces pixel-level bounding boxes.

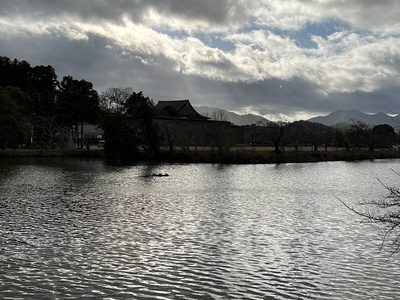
[1,0,399,121]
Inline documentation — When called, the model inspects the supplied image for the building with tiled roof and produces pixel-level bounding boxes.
[154,99,209,120]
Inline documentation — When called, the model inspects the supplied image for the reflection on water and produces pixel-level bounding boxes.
[0,158,399,299]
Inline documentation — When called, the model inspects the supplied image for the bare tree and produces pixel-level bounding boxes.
[206,126,235,155]
[211,109,228,122]
[41,115,58,149]
[269,121,285,154]
[339,170,400,255]
[343,120,370,151]
[100,87,133,113]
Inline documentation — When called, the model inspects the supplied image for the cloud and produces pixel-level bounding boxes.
[0,0,254,32]
[252,0,400,34]
[0,0,400,120]
[2,0,398,34]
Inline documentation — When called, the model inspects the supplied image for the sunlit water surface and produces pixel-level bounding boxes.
[0,158,399,299]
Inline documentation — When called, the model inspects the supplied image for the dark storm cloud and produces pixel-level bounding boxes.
[0,27,204,102]
[1,0,400,120]
[0,0,248,27]
[145,0,249,25]
[0,0,137,22]
[156,74,327,118]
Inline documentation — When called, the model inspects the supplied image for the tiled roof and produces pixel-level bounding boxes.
[154,100,208,120]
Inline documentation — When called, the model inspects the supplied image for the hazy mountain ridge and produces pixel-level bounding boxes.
[195,106,269,125]
[195,106,400,128]
[308,109,400,127]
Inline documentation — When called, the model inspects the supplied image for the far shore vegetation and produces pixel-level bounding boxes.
[1,55,400,165]
[2,147,400,165]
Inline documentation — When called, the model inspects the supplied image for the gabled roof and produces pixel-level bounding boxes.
[154,99,208,120]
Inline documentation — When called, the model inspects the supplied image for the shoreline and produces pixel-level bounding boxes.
[1,148,400,164]
[0,149,105,158]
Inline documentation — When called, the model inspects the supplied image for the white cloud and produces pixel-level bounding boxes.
[1,0,400,119]
[1,4,399,95]
[253,0,400,34]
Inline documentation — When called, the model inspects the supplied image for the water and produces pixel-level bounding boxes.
[0,158,399,299]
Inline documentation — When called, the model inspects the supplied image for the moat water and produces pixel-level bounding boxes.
[1,158,399,299]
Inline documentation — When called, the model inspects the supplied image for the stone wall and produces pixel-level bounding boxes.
[155,117,233,149]
[155,118,279,149]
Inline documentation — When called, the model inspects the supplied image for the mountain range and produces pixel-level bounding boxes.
[195,106,268,125]
[308,109,400,128]
[195,106,400,128]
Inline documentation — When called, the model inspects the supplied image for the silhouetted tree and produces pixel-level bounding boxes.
[211,110,228,122]
[100,90,159,158]
[57,76,99,149]
[343,120,370,151]
[101,112,140,158]
[99,87,133,113]
[0,56,13,88]
[32,90,59,148]
[285,121,334,151]
[204,122,235,156]
[283,124,305,151]
[369,124,397,151]
[0,56,58,95]
[0,87,29,149]
[125,91,159,155]
[0,56,60,148]
[10,59,32,93]
[269,122,285,154]
[31,65,58,94]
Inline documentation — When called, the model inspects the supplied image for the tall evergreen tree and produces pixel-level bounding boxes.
[101,90,159,159]
[0,87,30,148]
[57,76,99,149]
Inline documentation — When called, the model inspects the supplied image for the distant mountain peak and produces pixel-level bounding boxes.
[194,106,269,125]
[308,109,400,127]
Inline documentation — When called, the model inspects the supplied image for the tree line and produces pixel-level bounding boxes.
[238,119,398,155]
[287,120,397,153]
[1,55,399,158]
[0,56,157,158]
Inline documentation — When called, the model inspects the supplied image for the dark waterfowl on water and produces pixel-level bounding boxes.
[141,173,169,178]
[153,173,169,177]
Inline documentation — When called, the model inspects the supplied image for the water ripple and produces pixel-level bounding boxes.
[1,159,400,299]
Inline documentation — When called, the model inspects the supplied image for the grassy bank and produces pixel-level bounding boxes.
[155,149,400,164]
[0,148,105,158]
[2,148,400,164]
